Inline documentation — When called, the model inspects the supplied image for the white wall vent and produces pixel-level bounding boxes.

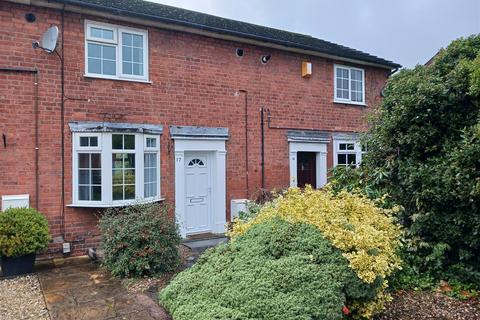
[1,194,30,211]
[230,199,250,221]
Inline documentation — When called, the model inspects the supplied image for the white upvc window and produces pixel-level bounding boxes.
[85,20,149,82]
[333,140,364,167]
[334,64,365,105]
[72,132,160,207]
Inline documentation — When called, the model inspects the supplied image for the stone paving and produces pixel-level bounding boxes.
[38,263,171,320]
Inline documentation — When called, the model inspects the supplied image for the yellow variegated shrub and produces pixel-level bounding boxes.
[230,186,402,318]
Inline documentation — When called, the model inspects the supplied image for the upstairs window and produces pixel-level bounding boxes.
[85,21,149,81]
[334,65,365,105]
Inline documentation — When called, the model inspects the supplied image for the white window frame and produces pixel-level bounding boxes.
[334,64,366,106]
[84,20,149,82]
[71,132,161,207]
[143,135,161,201]
[333,140,363,167]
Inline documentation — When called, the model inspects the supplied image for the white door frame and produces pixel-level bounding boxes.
[289,142,328,188]
[174,138,227,238]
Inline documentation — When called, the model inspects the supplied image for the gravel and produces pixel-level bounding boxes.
[377,290,480,320]
[0,274,49,320]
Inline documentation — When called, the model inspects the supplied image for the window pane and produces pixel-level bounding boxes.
[77,153,101,201]
[103,46,116,60]
[339,144,346,151]
[102,29,114,40]
[146,137,156,148]
[112,153,123,169]
[92,170,101,184]
[91,154,101,168]
[112,169,123,185]
[80,137,89,147]
[89,137,98,147]
[112,134,123,149]
[124,169,135,184]
[90,27,103,39]
[79,154,89,168]
[103,60,116,76]
[79,186,90,201]
[79,170,90,184]
[132,34,143,47]
[346,143,355,150]
[347,154,357,164]
[125,185,135,199]
[122,33,132,46]
[123,46,132,60]
[113,186,123,200]
[338,154,347,165]
[133,48,142,63]
[125,154,135,168]
[124,135,135,150]
[88,43,101,58]
[123,62,133,75]
[133,63,142,76]
[92,186,102,201]
[88,58,102,74]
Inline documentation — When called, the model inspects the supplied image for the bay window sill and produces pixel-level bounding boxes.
[83,74,153,84]
[68,197,165,208]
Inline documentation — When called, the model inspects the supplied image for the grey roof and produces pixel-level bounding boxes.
[170,125,229,139]
[287,130,330,143]
[69,121,163,134]
[56,0,400,69]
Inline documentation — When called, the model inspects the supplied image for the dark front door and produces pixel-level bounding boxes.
[297,152,317,188]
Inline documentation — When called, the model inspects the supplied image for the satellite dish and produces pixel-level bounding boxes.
[33,25,59,53]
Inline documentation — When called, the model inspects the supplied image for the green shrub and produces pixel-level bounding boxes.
[161,218,381,320]
[98,203,181,278]
[0,208,50,257]
[331,35,480,287]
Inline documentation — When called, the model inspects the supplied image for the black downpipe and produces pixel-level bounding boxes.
[0,67,40,209]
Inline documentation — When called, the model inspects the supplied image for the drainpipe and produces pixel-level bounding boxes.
[0,67,40,209]
[238,90,249,198]
[260,107,265,189]
[60,7,66,240]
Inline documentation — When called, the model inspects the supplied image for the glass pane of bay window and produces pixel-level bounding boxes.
[144,153,158,198]
[112,153,136,201]
[78,153,101,201]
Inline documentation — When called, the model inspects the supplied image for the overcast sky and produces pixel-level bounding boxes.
[148,0,479,68]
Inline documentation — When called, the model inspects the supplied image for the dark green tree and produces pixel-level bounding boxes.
[345,35,480,284]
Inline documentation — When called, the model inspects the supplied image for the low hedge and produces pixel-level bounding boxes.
[160,217,382,320]
[0,207,50,257]
[98,203,181,278]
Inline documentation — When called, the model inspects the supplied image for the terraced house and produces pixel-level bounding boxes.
[0,0,400,257]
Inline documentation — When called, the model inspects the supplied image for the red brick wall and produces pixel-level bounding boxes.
[0,2,389,257]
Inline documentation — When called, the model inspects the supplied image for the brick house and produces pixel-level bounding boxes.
[0,0,400,257]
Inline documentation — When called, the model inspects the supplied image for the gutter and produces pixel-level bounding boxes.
[8,0,400,70]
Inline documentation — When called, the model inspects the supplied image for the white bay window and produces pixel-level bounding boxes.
[85,20,149,81]
[70,122,162,207]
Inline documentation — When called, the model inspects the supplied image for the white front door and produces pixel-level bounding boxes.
[184,153,211,234]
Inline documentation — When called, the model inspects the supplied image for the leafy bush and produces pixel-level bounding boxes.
[230,186,402,318]
[161,217,383,320]
[336,35,480,287]
[98,203,181,278]
[0,208,50,257]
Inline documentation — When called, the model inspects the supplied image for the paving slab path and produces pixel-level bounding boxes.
[38,263,171,320]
